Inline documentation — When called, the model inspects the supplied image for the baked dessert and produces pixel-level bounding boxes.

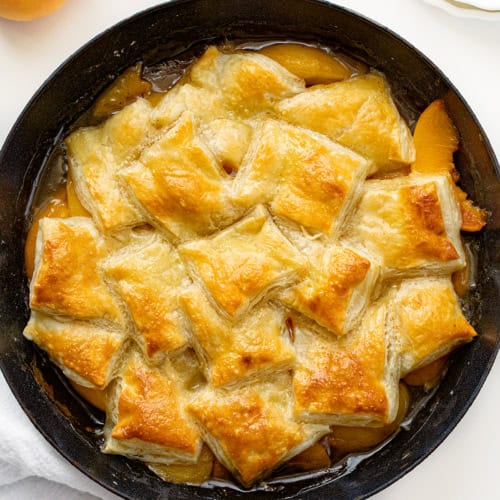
[292,302,400,427]
[23,43,484,487]
[277,72,415,173]
[102,232,188,361]
[188,374,328,486]
[181,284,296,388]
[344,174,465,277]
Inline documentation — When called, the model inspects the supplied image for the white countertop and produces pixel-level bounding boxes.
[1,1,499,499]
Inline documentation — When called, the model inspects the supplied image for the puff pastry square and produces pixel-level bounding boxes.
[187,375,328,486]
[345,174,465,277]
[179,205,306,317]
[30,217,124,326]
[277,72,415,172]
[390,277,477,375]
[189,46,305,115]
[101,97,156,164]
[152,81,226,130]
[280,245,379,336]
[234,119,371,235]
[181,285,295,388]
[24,312,126,389]
[66,98,153,231]
[102,233,188,361]
[103,351,202,464]
[292,303,400,426]
[153,46,304,176]
[120,112,238,240]
[153,84,253,176]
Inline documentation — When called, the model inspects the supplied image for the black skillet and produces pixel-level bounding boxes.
[1,0,499,498]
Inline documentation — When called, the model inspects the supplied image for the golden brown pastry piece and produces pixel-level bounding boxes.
[292,303,400,427]
[188,46,305,116]
[152,81,225,130]
[102,233,188,362]
[103,350,202,464]
[390,277,477,375]
[154,45,304,122]
[179,205,306,317]
[24,312,126,389]
[280,244,379,336]
[29,217,124,326]
[277,72,415,172]
[344,174,465,277]
[234,119,371,235]
[181,285,295,388]
[147,444,214,484]
[121,112,239,240]
[152,83,254,178]
[65,99,152,232]
[187,375,329,486]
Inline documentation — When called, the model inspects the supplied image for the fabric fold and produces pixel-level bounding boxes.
[0,373,117,499]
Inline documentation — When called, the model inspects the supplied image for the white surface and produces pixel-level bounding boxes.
[0,0,499,499]
[462,0,500,8]
[422,0,500,19]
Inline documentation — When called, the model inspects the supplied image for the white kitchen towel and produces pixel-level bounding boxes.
[0,372,118,499]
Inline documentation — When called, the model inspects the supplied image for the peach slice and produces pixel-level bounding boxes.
[92,62,152,121]
[452,185,487,232]
[0,0,66,21]
[148,445,214,484]
[404,356,448,388]
[258,43,357,85]
[69,381,106,411]
[66,171,90,217]
[286,440,331,471]
[411,99,486,232]
[412,99,458,177]
[25,186,69,279]
[329,383,410,455]
[212,459,232,480]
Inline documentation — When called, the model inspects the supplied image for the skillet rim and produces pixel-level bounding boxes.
[0,1,499,498]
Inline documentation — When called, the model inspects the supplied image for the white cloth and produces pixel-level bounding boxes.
[0,372,117,499]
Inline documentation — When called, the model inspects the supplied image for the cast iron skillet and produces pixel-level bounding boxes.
[1,0,499,498]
